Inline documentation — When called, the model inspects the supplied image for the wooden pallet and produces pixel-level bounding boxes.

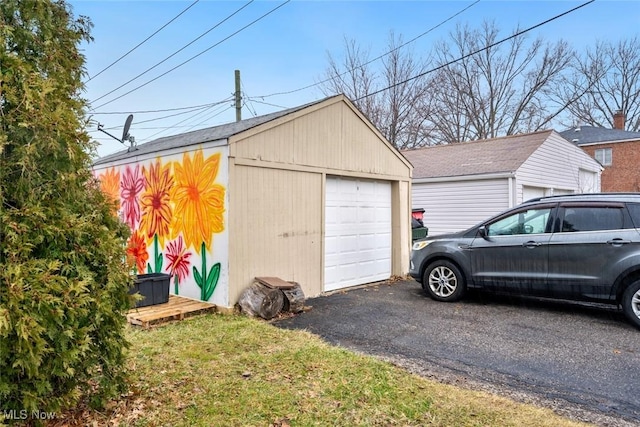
[127,295,217,329]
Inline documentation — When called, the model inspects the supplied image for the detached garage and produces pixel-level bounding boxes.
[402,130,602,236]
[93,95,412,309]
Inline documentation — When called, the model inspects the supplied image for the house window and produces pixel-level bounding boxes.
[595,148,612,166]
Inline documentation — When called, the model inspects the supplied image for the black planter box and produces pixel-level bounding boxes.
[130,273,171,308]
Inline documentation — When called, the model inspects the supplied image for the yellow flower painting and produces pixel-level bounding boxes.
[171,149,225,252]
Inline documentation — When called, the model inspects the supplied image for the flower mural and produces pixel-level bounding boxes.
[171,150,225,252]
[95,148,226,302]
[126,230,149,275]
[98,167,121,212]
[121,164,144,229]
[165,236,192,295]
[141,159,174,273]
[170,150,226,301]
[140,159,174,241]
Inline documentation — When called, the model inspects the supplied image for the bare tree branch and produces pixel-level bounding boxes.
[319,33,434,149]
[562,36,640,131]
[428,21,574,143]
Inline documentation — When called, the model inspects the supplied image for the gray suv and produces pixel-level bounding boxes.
[409,193,640,329]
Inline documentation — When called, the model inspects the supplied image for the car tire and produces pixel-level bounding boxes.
[622,280,640,330]
[423,260,466,302]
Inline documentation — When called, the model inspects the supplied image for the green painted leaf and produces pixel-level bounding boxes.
[156,252,163,273]
[147,263,152,274]
[193,266,203,288]
[204,263,221,301]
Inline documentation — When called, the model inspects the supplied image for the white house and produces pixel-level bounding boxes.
[402,130,603,236]
[93,95,413,310]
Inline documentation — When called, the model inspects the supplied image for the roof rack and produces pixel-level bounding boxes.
[524,192,640,204]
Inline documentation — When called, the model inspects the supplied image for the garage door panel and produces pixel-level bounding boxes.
[324,176,391,291]
[358,235,376,250]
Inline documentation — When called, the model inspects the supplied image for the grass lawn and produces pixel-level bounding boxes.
[58,313,592,426]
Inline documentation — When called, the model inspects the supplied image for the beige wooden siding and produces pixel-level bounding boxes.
[230,100,409,179]
[392,180,411,275]
[228,164,323,304]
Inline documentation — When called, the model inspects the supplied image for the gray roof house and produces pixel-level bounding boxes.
[560,123,640,192]
[402,130,602,236]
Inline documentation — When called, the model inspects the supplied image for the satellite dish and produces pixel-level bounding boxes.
[96,113,136,152]
[122,114,134,144]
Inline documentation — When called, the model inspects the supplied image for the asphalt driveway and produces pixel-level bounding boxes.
[273,279,640,426]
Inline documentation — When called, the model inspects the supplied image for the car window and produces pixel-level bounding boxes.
[561,207,624,232]
[627,203,640,228]
[487,208,551,236]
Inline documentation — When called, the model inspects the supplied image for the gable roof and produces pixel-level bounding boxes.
[402,130,554,179]
[93,97,330,166]
[559,125,640,146]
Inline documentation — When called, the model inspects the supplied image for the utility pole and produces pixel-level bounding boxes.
[234,70,242,122]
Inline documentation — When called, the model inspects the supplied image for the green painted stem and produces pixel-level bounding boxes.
[200,242,206,301]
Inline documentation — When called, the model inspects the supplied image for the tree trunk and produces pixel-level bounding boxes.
[282,282,305,313]
[238,282,284,320]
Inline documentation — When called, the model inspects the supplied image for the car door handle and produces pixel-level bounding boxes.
[522,241,542,248]
[607,238,632,246]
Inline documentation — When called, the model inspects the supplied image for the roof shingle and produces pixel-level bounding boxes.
[402,130,553,179]
[559,125,640,145]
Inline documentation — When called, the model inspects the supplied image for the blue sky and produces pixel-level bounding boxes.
[68,1,640,157]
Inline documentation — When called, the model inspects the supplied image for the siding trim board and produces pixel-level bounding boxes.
[234,157,411,182]
[579,139,640,146]
[413,172,515,184]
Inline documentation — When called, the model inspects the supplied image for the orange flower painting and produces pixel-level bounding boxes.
[126,230,149,274]
[171,150,225,252]
[140,159,174,242]
[98,167,121,212]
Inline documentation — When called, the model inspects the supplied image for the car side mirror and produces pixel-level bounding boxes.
[478,226,489,240]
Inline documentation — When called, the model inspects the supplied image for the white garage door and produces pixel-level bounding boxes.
[523,185,546,202]
[324,176,392,291]
[579,169,597,193]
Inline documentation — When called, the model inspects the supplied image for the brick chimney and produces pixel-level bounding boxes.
[613,110,625,130]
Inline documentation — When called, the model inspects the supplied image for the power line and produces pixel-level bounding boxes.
[91,101,232,115]
[132,104,225,126]
[89,97,232,137]
[90,0,255,105]
[356,0,595,101]
[252,0,480,100]
[87,0,200,82]
[242,95,258,117]
[138,99,234,142]
[92,0,291,111]
[241,80,259,117]
[246,98,288,109]
[181,105,235,133]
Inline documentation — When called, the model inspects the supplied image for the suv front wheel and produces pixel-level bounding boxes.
[423,260,466,302]
[622,280,640,330]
